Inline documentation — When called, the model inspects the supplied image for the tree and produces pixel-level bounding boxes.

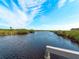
[10,27,12,30]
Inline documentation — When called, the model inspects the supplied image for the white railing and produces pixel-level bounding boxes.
[45,45,79,59]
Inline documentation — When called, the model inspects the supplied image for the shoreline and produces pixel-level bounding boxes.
[0,29,34,36]
[54,31,79,44]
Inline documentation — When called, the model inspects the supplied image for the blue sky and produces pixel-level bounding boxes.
[0,0,79,30]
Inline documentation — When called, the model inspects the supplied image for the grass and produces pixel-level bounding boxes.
[1,29,79,44]
[0,29,35,36]
[54,30,79,43]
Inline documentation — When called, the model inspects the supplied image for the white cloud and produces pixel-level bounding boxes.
[0,0,46,28]
[58,0,75,8]
[58,0,67,8]
[0,3,28,28]
[18,0,46,12]
[31,22,79,30]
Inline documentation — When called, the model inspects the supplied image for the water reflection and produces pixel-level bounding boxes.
[0,32,79,59]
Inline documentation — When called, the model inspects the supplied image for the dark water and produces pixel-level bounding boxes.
[0,31,79,59]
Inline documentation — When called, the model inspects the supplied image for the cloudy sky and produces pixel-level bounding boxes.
[0,0,79,30]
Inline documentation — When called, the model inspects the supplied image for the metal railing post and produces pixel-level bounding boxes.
[44,50,50,59]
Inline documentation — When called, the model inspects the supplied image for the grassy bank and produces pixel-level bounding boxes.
[54,30,79,44]
[0,29,34,36]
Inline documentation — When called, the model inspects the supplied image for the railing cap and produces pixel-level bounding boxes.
[46,45,79,55]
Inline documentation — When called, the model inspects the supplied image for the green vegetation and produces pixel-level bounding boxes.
[0,29,35,36]
[54,30,79,43]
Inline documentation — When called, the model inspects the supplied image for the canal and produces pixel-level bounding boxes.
[0,31,79,59]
